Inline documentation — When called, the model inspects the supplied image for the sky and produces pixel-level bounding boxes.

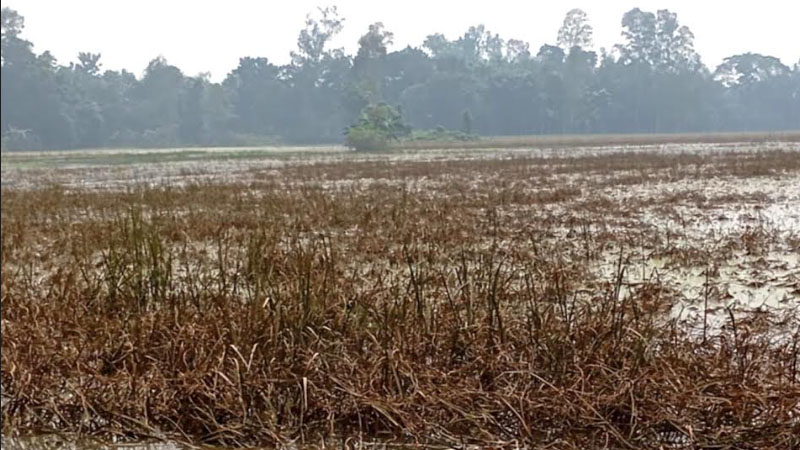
[7,1,800,81]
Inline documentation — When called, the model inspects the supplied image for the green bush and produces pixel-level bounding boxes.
[345,103,410,151]
[345,126,390,151]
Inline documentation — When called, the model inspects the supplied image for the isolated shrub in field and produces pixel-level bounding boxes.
[345,125,390,151]
[345,103,410,151]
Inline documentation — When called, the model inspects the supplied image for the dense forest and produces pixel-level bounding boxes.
[1,6,798,150]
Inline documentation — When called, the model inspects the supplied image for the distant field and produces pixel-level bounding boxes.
[393,130,800,150]
[2,139,799,449]
[3,131,799,172]
[0,145,346,171]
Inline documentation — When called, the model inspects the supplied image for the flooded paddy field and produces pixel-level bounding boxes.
[2,142,799,449]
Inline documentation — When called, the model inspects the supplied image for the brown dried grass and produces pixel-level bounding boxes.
[1,147,799,449]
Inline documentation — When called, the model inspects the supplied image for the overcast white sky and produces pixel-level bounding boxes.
[7,1,800,81]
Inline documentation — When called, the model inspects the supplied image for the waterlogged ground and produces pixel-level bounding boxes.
[8,143,796,319]
[2,141,791,189]
[589,174,800,327]
[2,141,799,449]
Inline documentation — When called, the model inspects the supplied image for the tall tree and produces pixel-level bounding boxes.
[714,53,795,130]
[382,46,434,104]
[2,9,74,148]
[653,10,702,73]
[352,22,394,102]
[618,8,700,72]
[505,39,531,63]
[290,6,344,67]
[617,8,657,66]
[284,6,352,142]
[223,57,284,136]
[178,76,205,144]
[557,9,593,51]
[715,53,790,87]
[131,57,184,145]
[76,52,101,75]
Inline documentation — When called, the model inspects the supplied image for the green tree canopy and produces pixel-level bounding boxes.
[1,6,797,150]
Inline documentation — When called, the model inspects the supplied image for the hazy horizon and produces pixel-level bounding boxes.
[8,0,800,80]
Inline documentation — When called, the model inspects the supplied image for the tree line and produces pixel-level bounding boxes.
[1,6,798,150]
